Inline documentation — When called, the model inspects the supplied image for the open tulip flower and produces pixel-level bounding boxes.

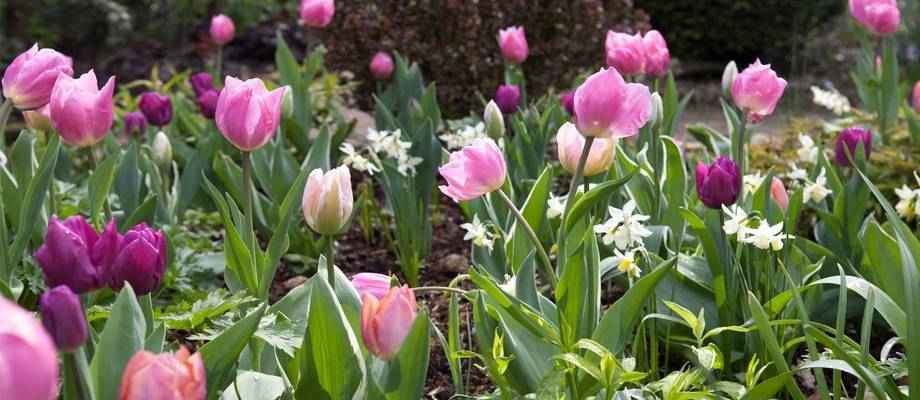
[573,67,652,139]
[498,26,529,65]
[605,31,646,76]
[438,138,507,203]
[1,44,73,110]
[49,70,115,147]
[119,346,206,400]
[731,59,786,124]
[361,285,418,360]
[215,76,287,152]
[849,0,900,36]
[0,296,59,400]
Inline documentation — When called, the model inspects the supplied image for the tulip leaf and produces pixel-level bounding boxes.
[367,312,431,400]
[114,140,141,216]
[119,194,158,231]
[220,371,286,400]
[91,283,146,400]
[303,125,331,173]
[88,150,122,224]
[556,225,600,344]
[200,304,268,400]
[508,166,552,273]
[747,292,806,400]
[660,136,687,249]
[564,169,636,233]
[7,134,59,273]
[260,161,311,298]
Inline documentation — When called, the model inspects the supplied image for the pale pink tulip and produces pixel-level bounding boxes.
[351,273,392,301]
[642,30,670,77]
[0,296,59,400]
[23,104,52,131]
[573,68,652,139]
[438,139,507,202]
[849,0,900,36]
[498,26,529,64]
[209,14,236,45]
[119,346,206,400]
[49,70,115,147]
[299,0,335,28]
[361,286,418,360]
[770,177,789,211]
[215,76,287,151]
[605,31,645,76]
[556,122,614,177]
[302,166,353,235]
[731,59,787,123]
[1,44,73,110]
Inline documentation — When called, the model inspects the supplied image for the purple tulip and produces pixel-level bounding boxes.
[197,89,219,119]
[1,44,74,110]
[34,216,107,293]
[494,84,521,114]
[123,111,148,136]
[139,92,173,127]
[0,296,59,400]
[190,72,215,98]
[834,127,873,167]
[40,286,88,352]
[559,90,575,115]
[103,223,168,296]
[695,156,741,209]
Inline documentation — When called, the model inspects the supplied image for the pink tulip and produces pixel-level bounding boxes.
[498,26,529,65]
[573,68,652,139]
[438,139,507,202]
[642,30,670,77]
[215,76,287,151]
[23,104,52,131]
[351,273,392,301]
[731,59,787,123]
[209,14,236,46]
[1,44,73,110]
[361,286,418,360]
[302,166,353,235]
[770,177,789,211]
[0,296,59,400]
[556,122,614,177]
[849,0,900,36]
[369,52,395,81]
[299,0,335,28]
[912,81,920,114]
[605,31,645,76]
[49,70,115,147]
[119,346,206,400]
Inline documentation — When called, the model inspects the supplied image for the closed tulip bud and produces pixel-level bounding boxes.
[123,111,147,137]
[559,90,575,115]
[34,215,106,293]
[649,92,663,127]
[850,0,900,36]
[912,81,920,114]
[483,100,505,139]
[23,104,52,132]
[732,59,787,123]
[119,346,206,400]
[152,131,172,166]
[0,296,59,400]
[299,0,335,28]
[302,166,353,235]
[696,157,741,209]
[770,177,789,211]
[361,286,418,360]
[642,30,670,77]
[351,273,392,301]
[556,122,614,177]
[605,31,646,76]
[439,139,507,202]
[197,89,219,119]
[369,52,395,81]
[189,72,214,98]
[574,68,652,139]
[498,26,528,64]
[2,44,73,110]
[834,126,873,167]
[721,61,738,100]
[104,223,168,296]
[282,87,294,118]
[494,84,521,114]
[210,14,235,46]
[216,77,287,151]
[39,285,88,352]
[49,70,115,147]
[139,92,173,127]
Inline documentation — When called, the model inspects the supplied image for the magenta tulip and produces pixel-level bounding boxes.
[299,0,335,28]
[49,70,115,147]
[849,0,900,36]
[123,111,147,136]
[1,44,73,110]
[642,30,670,77]
[34,216,110,293]
[189,72,214,98]
[0,296,59,400]
[215,76,287,151]
[23,104,52,132]
[498,26,529,65]
[210,14,235,45]
[834,126,873,167]
[138,92,172,127]
[731,59,787,123]
[438,139,507,202]
[696,157,741,209]
[494,84,521,114]
[605,31,646,76]
[573,67,652,139]
[912,81,920,114]
[39,285,88,352]
[119,347,206,400]
[559,90,575,115]
[103,223,168,296]
[556,122,614,177]
[351,273,392,301]
[197,89,219,119]
[369,52,395,81]
[302,166,354,235]
[361,286,418,360]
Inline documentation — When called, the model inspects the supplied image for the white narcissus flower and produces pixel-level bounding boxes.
[743,172,765,195]
[461,215,495,251]
[613,248,642,279]
[340,143,380,175]
[810,86,851,116]
[547,193,566,219]
[739,220,789,251]
[797,134,819,165]
[786,163,808,182]
[593,200,652,250]
[895,184,917,220]
[803,168,832,203]
[721,204,749,238]
[0,151,6,168]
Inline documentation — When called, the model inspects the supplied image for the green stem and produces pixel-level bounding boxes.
[0,98,12,148]
[494,189,556,289]
[216,46,223,83]
[324,235,336,290]
[560,136,596,233]
[242,152,253,228]
[412,286,467,296]
[736,120,747,202]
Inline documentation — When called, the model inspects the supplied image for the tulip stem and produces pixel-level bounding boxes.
[735,120,747,203]
[559,136,596,256]
[216,46,223,84]
[324,235,336,290]
[0,99,11,148]
[495,189,556,290]
[412,286,467,296]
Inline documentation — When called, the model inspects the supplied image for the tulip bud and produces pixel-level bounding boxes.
[649,92,663,127]
[351,273,392,301]
[642,30,671,78]
[439,139,507,202]
[721,61,738,100]
[189,72,214,98]
[23,104,53,132]
[556,122,615,177]
[1,44,73,110]
[605,31,646,76]
[361,286,418,360]
[849,0,900,37]
[770,177,789,211]
[40,285,88,352]
[834,126,873,167]
[49,70,115,147]
[34,215,106,293]
[369,52,395,81]
[197,89,219,120]
[103,223,169,296]
[210,14,236,46]
[559,90,575,115]
[139,92,173,127]
[0,296,59,400]
[282,87,294,119]
[494,84,521,114]
[498,26,529,64]
[731,59,787,123]
[912,81,920,114]
[302,166,354,235]
[216,77,287,151]
[119,346,206,400]
[152,131,172,167]
[483,100,505,139]
[299,0,335,28]
[123,111,147,137]
[696,156,741,209]
[574,68,652,139]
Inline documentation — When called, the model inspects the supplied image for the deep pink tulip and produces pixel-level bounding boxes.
[1,44,73,110]
[605,31,646,76]
[302,166,353,235]
[215,76,287,151]
[138,92,173,127]
[103,223,168,296]
[210,14,236,45]
[34,216,111,294]
[361,286,418,360]
[770,177,789,211]
[119,347,206,400]
[642,30,670,77]
[49,70,115,147]
[731,59,787,123]
[0,296,59,400]
[556,122,615,177]
[849,0,900,36]
[494,84,521,114]
[299,0,335,28]
[351,273,392,301]
[696,157,741,209]
[912,81,920,114]
[438,139,507,202]
[189,72,214,98]
[23,104,52,132]
[834,126,873,167]
[197,89,219,119]
[573,68,652,139]
[369,52,395,81]
[498,26,529,65]
[559,90,575,115]
[123,111,147,136]
[39,285,88,352]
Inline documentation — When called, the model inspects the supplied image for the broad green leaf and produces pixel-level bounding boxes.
[746,292,805,400]
[7,135,60,273]
[507,166,552,272]
[88,151,122,224]
[91,284,146,400]
[200,305,268,399]
[220,371,286,400]
[368,312,431,400]
[564,170,636,233]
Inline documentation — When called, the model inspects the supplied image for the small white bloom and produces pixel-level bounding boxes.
[797,134,819,165]
[613,248,642,279]
[0,151,6,168]
[743,172,765,195]
[810,86,851,116]
[803,168,832,203]
[366,128,391,153]
[547,193,566,219]
[593,200,652,250]
[786,163,809,182]
[722,204,749,238]
[396,154,424,176]
[340,143,380,175]
[739,220,789,251]
[895,184,919,220]
[498,274,517,296]
[442,122,488,150]
[461,215,495,251]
